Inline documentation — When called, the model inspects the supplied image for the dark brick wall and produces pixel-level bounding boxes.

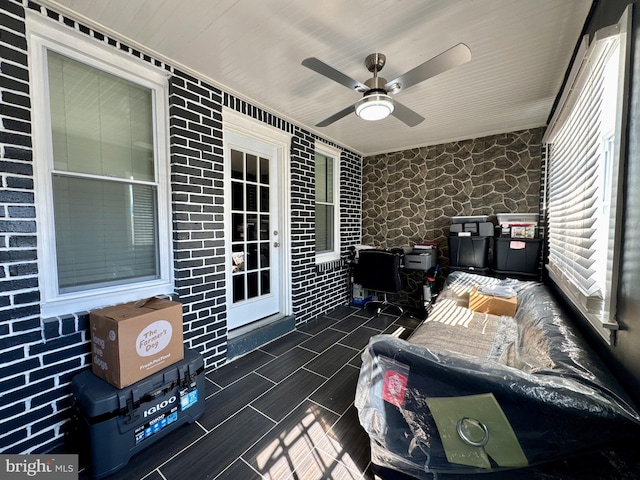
[0,0,363,454]
[290,132,317,321]
[169,73,227,367]
[0,0,67,454]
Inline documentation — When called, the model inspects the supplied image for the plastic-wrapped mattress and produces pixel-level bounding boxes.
[355,271,640,477]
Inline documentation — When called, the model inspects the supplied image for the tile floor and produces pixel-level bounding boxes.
[91,305,421,480]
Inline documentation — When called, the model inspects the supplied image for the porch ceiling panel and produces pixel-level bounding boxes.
[39,0,592,155]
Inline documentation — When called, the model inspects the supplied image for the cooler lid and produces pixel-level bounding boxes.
[71,347,203,418]
[451,215,489,224]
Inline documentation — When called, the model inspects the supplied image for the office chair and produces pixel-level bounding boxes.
[355,249,404,316]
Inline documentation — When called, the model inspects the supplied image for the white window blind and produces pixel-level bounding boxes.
[52,177,159,292]
[543,10,630,343]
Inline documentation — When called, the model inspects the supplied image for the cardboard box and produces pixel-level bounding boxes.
[469,286,517,317]
[90,297,184,389]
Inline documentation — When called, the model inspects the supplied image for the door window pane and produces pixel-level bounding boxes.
[247,272,259,299]
[232,244,245,272]
[260,157,269,184]
[247,243,258,271]
[246,183,258,212]
[259,215,269,241]
[246,154,257,182]
[261,270,270,295]
[247,214,258,241]
[232,213,245,242]
[260,242,270,268]
[260,185,269,212]
[233,275,245,302]
[231,149,244,179]
[232,181,243,210]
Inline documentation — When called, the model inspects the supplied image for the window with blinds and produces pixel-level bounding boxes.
[315,152,334,253]
[543,8,630,343]
[48,52,159,293]
[315,145,340,262]
[29,17,172,317]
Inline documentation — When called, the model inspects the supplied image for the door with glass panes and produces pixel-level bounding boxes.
[226,131,281,330]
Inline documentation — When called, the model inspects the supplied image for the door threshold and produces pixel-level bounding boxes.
[228,313,286,340]
[227,314,295,361]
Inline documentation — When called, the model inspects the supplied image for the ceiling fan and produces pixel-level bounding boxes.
[302,43,471,127]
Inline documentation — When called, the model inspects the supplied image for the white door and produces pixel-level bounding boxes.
[225,130,282,330]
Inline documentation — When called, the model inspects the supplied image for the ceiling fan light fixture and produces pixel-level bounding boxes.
[355,93,394,121]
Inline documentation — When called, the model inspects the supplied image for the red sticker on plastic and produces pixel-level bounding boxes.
[382,370,408,407]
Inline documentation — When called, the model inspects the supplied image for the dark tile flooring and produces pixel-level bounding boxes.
[96,305,421,480]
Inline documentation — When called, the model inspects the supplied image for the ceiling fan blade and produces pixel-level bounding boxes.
[385,43,471,94]
[315,104,356,127]
[391,100,425,127]
[302,57,368,92]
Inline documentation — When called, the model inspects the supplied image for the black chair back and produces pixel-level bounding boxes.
[355,250,403,293]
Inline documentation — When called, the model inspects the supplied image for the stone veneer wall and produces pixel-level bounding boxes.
[362,128,544,308]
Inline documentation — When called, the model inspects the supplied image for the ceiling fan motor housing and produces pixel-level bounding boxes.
[364,76,388,94]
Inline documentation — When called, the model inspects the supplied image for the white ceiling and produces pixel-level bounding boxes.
[39,0,592,156]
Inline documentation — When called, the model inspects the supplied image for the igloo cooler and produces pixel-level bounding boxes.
[71,347,205,479]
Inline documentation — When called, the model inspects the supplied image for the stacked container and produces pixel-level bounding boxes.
[448,216,494,273]
[493,213,542,275]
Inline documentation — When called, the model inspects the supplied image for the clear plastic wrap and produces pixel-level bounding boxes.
[355,272,640,477]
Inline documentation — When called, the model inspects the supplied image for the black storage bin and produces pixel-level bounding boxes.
[71,347,205,479]
[448,236,491,272]
[493,237,542,274]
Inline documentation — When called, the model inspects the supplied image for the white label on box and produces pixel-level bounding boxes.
[136,320,173,357]
[510,241,526,250]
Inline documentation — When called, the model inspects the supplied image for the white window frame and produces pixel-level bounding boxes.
[28,15,173,318]
[542,6,631,344]
[314,142,341,264]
